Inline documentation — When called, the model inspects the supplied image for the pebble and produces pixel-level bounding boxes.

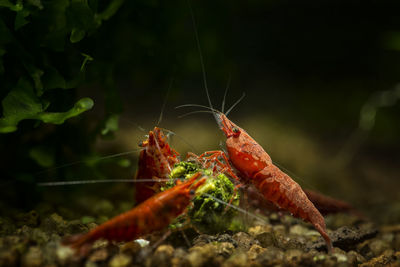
[255,231,277,247]
[215,242,235,258]
[248,225,272,236]
[284,249,303,261]
[88,248,109,262]
[232,232,258,250]
[368,239,390,257]
[332,252,348,263]
[247,244,266,261]
[40,213,66,235]
[222,251,248,267]
[108,253,132,267]
[347,250,366,265]
[255,247,284,266]
[359,254,394,267]
[0,249,18,267]
[21,246,43,267]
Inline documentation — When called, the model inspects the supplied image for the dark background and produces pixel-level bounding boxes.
[1,1,399,223]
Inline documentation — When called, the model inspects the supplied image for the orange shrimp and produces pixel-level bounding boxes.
[64,172,206,254]
[134,127,180,204]
[209,113,333,253]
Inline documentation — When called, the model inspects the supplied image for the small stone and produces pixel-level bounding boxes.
[277,235,305,250]
[192,234,214,246]
[31,228,50,245]
[284,249,302,262]
[88,248,108,262]
[15,210,40,228]
[109,253,132,267]
[215,242,235,258]
[22,246,43,267]
[0,249,18,267]
[186,249,206,267]
[65,220,87,234]
[150,245,174,267]
[154,244,174,258]
[273,225,286,236]
[255,231,277,247]
[92,239,108,250]
[216,234,236,244]
[333,252,348,263]
[347,250,366,265]
[248,225,272,236]
[256,247,284,266]
[170,248,189,267]
[368,239,390,257]
[41,213,66,234]
[359,254,394,267]
[119,241,141,255]
[56,245,75,264]
[222,251,248,267]
[289,225,309,236]
[313,253,327,263]
[247,244,267,261]
[232,232,258,250]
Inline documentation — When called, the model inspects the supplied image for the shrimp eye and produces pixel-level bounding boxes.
[189,189,195,195]
[232,127,240,133]
[138,141,143,147]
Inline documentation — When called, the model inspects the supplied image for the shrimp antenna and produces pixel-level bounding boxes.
[221,75,231,113]
[34,149,141,175]
[157,76,174,126]
[37,178,172,186]
[159,127,200,154]
[178,110,216,118]
[203,193,268,222]
[175,103,221,113]
[118,116,146,132]
[225,92,246,116]
[187,0,221,126]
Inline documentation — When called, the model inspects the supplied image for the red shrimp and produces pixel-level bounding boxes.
[64,172,206,254]
[211,113,333,253]
[135,127,180,204]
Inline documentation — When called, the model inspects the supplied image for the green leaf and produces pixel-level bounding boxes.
[42,66,67,90]
[0,78,94,133]
[95,0,124,23]
[36,97,94,124]
[21,60,44,95]
[0,78,42,133]
[29,146,55,167]
[70,27,85,43]
[27,0,43,10]
[101,114,119,135]
[15,9,30,30]
[0,18,13,44]
[0,0,23,11]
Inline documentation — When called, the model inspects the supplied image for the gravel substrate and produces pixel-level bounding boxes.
[1,209,400,267]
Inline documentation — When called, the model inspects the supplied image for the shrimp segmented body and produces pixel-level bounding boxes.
[215,113,333,253]
[64,172,206,253]
[135,127,180,204]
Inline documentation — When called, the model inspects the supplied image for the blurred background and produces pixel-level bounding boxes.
[1,0,399,224]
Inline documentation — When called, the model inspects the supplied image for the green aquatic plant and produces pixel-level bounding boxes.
[167,161,240,233]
